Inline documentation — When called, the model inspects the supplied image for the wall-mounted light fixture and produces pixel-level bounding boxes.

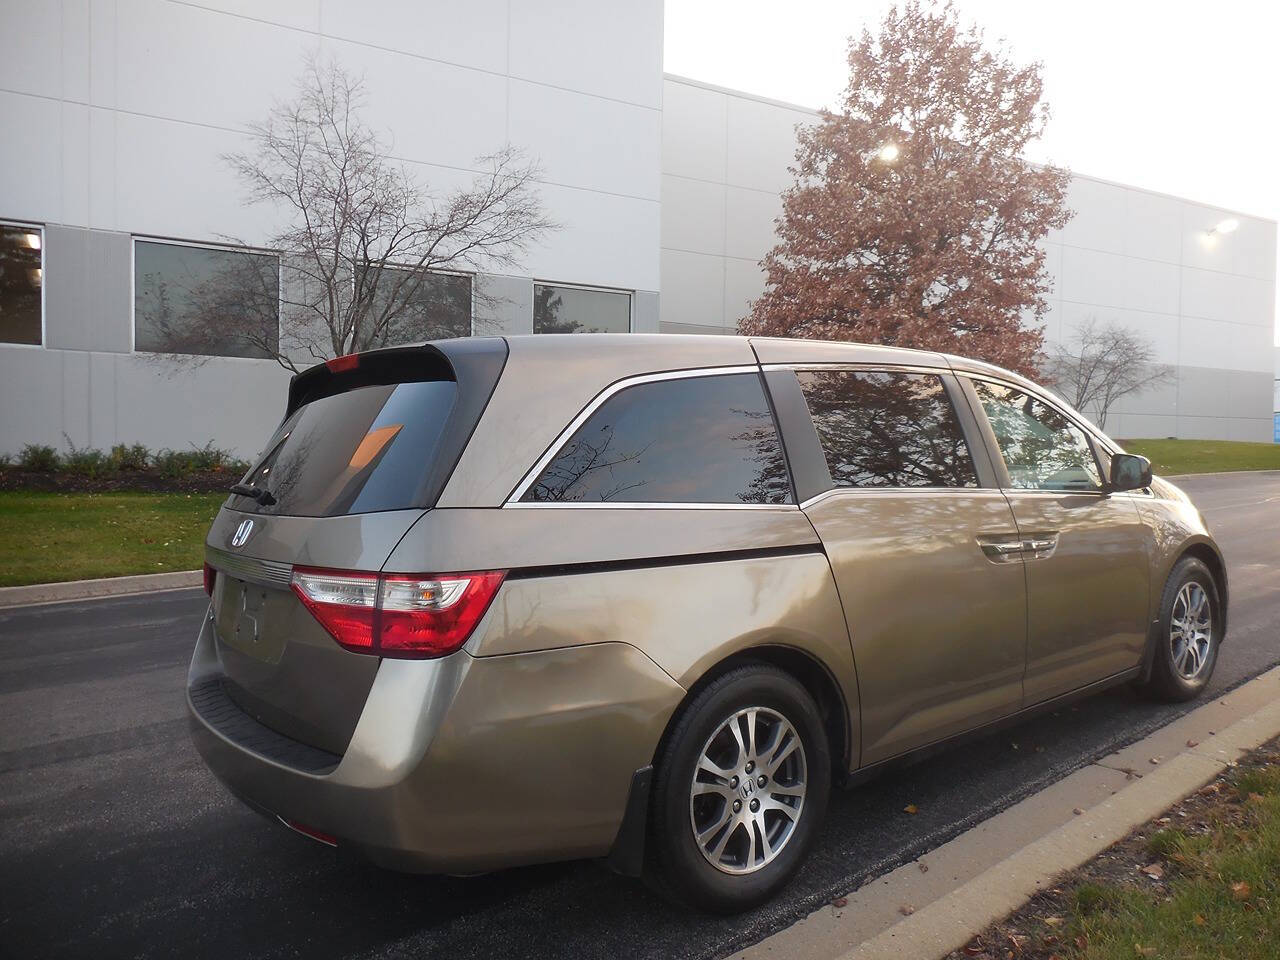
[1207,218,1239,237]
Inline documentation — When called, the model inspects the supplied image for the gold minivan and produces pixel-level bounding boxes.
[188,334,1226,912]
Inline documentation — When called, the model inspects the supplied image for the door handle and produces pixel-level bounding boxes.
[1021,533,1059,559]
[976,532,1059,563]
[977,536,1025,563]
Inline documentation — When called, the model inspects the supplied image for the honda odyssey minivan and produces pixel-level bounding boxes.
[188,334,1226,912]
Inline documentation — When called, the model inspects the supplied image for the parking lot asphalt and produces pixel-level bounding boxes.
[1,471,1277,960]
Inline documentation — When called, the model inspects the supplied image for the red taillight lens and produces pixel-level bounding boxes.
[290,567,505,659]
[203,562,217,596]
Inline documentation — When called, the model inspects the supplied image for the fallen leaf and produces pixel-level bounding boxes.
[1135,946,1156,957]
[1156,816,1172,825]
[899,904,914,916]
[1186,739,1200,748]
[831,896,848,908]
[904,804,918,815]
[1140,862,1164,880]
[1073,807,1085,815]
[1233,881,1252,900]
[1044,915,1063,927]
[1193,913,1206,926]
[1248,792,1265,803]
[1149,756,1163,765]
[918,861,929,873]
[1075,935,1089,949]
[962,937,985,956]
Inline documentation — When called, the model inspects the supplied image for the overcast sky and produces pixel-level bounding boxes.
[665,0,1280,346]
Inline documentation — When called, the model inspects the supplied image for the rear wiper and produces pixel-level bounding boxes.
[229,483,276,506]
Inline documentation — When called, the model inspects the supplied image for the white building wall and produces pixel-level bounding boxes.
[660,75,1278,442]
[0,0,663,456]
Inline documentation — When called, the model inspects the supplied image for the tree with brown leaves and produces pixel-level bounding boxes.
[741,2,1071,377]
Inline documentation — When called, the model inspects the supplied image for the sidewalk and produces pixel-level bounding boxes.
[732,665,1280,960]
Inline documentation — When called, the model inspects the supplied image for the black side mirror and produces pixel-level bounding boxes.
[1109,453,1152,492]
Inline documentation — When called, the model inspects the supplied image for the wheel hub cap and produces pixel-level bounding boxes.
[688,706,807,875]
[1170,581,1213,680]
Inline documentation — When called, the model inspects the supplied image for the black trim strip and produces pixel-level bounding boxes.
[504,543,823,582]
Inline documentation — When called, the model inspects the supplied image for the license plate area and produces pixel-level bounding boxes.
[215,577,287,664]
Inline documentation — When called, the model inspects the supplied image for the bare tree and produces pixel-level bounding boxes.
[1044,317,1173,429]
[153,55,553,371]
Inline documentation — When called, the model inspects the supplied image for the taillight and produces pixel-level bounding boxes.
[203,562,217,596]
[290,566,505,659]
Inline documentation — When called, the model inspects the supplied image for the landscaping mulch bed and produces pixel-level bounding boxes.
[943,735,1280,960]
[0,468,240,495]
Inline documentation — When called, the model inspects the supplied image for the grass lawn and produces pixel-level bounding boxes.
[0,491,224,587]
[1119,438,1280,476]
[946,738,1280,959]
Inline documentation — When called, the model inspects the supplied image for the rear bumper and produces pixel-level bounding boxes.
[186,608,685,873]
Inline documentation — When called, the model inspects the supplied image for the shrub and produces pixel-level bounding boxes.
[109,443,151,472]
[18,444,60,471]
[62,436,111,478]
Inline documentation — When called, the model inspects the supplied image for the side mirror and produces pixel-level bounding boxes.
[1109,453,1152,492]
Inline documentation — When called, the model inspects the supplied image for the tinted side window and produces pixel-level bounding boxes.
[521,373,791,504]
[971,380,1102,491]
[796,370,977,488]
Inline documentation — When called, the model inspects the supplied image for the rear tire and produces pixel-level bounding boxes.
[1137,556,1221,702]
[645,664,830,913]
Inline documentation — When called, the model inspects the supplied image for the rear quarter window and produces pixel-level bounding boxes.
[520,372,792,505]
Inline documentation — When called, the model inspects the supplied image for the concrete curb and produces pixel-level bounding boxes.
[731,666,1280,960]
[0,570,203,608]
[841,668,1280,960]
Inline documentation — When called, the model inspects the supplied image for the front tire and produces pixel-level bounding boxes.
[1138,556,1221,702]
[646,664,830,913]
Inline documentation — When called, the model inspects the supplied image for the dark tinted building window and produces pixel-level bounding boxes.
[533,283,630,334]
[0,223,42,345]
[796,370,977,488]
[522,372,791,504]
[232,379,457,517]
[134,239,280,358]
[359,265,471,343]
[971,380,1102,491]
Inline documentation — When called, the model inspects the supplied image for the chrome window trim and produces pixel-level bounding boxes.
[760,361,955,377]
[507,501,799,511]
[504,365,779,507]
[799,486,1008,511]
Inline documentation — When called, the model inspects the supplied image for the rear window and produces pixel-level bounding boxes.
[232,379,457,516]
[520,372,792,505]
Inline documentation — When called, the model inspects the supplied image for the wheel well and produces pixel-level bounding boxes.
[655,646,852,780]
[1180,543,1228,634]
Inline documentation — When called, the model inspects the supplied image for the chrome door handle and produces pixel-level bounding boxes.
[1022,533,1059,559]
[977,537,1025,563]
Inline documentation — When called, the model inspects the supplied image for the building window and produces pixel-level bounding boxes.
[134,239,280,359]
[358,265,472,343]
[0,222,43,345]
[533,283,631,334]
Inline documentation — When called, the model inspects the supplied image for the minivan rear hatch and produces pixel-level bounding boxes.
[204,339,506,755]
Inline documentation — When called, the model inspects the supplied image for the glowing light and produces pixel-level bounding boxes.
[876,142,900,163]
[1211,218,1239,235]
[24,232,40,250]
